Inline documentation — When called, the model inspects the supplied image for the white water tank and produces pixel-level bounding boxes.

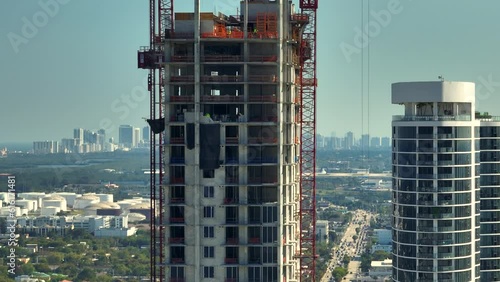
[128,213,147,223]
[41,206,60,216]
[73,194,100,209]
[16,200,36,212]
[55,192,79,207]
[96,194,113,203]
[42,195,67,211]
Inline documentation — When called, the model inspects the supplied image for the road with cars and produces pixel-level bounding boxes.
[321,209,373,282]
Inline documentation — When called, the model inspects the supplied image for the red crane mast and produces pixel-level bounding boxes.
[299,0,318,281]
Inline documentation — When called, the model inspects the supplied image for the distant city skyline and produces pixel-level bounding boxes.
[3,1,500,142]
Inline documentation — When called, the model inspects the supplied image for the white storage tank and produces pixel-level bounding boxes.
[55,192,79,207]
[42,195,67,211]
[96,194,113,203]
[73,194,100,209]
[41,206,60,216]
[16,199,35,212]
[84,202,120,216]
[116,201,137,210]
[18,192,46,208]
[128,213,147,223]
[0,206,21,217]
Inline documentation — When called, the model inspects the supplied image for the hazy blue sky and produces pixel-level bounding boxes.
[2,0,500,144]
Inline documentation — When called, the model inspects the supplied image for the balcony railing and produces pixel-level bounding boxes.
[203,55,242,62]
[170,157,185,164]
[248,75,278,83]
[248,237,261,244]
[170,197,185,204]
[201,75,242,83]
[248,55,278,62]
[248,116,278,122]
[226,238,239,245]
[226,218,239,224]
[170,96,194,103]
[226,177,239,184]
[170,177,185,184]
[170,75,194,82]
[393,115,471,121]
[170,217,185,223]
[223,198,239,204]
[225,258,238,264]
[248,157,278,164]
[170,137,185,144]
[171,258,185,264]
[201,95,244,102]
[170,278,185,282]
[169,237,185,244]
[248,137,278,144]
[248,177,278,184]
[225,137,239,144]
[225,158,239,165]
[171,55,194,62]
[248,95,278,102]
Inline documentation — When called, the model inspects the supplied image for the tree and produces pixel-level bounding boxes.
[47,252,64,265]
[331,267,348,282]
[75,267,96,282]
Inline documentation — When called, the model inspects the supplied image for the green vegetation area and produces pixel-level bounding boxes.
[0,228,150,282]
[0,151,149,194]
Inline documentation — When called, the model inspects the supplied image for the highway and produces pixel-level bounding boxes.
[321,209,372,282]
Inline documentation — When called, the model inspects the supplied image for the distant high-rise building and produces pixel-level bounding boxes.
[370,136,381,148]
[142,126,149,142]
[133,127,141,147]
[119,125,134,148]
[345,131,355,149]
[381,137,390,148]
[33,141,59,154]
[74,128,84,145]
[361,134,370,150]
[97,129,106,147]
[392,81,479,281]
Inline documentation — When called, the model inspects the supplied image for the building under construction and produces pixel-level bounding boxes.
[139,0,318,281]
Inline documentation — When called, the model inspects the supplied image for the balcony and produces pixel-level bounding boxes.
[248,116,278,122]
[170,137,185,144]
[170,217,185,223]
[225,137,239,144]
[170,96,194,103]
[437,253,453,259]
[225,158,239,165]
[226,238,239,245]
[437,266,454,271]
[248,177,278,185]
[201,95,244,102]
[223,198,239,204]
[248,137,278,144]
[393,115,471,121]
[226,218,239,224]
[170,177,185,184]
[171,258,185,264]
[248,55,278,62]
[170,279,185,282]
[249,95,279,103]
[201,75,242,83]
[170,157,185,164]
[417,252,435,258]
[225,279,238,282]
[248,237,261,244]
[226,177,239,184]
[169,237,185,244]
[170,197,185,204]
[248,75,278,83]
[170,75,194,82]
[202,55,242,62]
[225,258,238,264]
[171,55,194,62]
[248,157,278,164]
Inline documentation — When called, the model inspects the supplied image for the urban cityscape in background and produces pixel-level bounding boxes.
[28,129,391,155]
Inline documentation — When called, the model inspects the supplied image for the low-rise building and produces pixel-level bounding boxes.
[369,259,392,277]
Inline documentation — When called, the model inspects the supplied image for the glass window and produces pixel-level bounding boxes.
[204,186,214,198]
[204,246,214,258]
[204,266,215,278]
[204,226,214,238]
[398,126,416,138]
[204,206,215,218]
[456,127,471,138]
